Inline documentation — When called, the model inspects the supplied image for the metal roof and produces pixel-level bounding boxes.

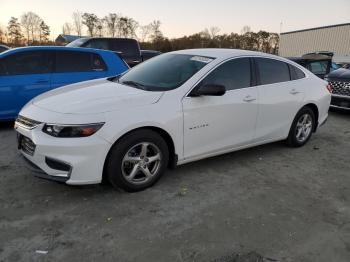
[281,23,350,35]
[55,34,85,43]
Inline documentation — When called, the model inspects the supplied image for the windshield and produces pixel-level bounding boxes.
[66,38,89,47]
[118,53,214,91]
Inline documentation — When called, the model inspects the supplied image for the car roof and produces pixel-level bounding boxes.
[141,50,161,53]
[172,48,281,60]
[77,37,138,41]
[0,46,113,56]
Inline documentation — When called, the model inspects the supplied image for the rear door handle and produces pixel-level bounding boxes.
[290,89,301,95]
[35,79,49,84]
[243,95,257,102]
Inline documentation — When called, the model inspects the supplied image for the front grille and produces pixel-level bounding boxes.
[16,115,41,129]
[330,81,350,96]
[19,135,36,156]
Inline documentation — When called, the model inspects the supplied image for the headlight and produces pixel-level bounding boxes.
[42,123,104,138]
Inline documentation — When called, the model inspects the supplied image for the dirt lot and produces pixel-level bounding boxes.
[0,111,349,262]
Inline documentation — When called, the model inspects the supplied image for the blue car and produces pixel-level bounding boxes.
[0,46,129,120]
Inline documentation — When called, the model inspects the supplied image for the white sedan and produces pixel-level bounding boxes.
[15,49,331,192]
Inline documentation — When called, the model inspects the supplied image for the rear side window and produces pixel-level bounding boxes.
[84,39,110,50]
[289,64,306,80]
[55,51,107,73]
[256,58,290,85]
[0,51,52,76]
[200,58,251,91]
[112,39,140,57]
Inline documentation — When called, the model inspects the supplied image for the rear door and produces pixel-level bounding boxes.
[51,50,108,88]
[0,50,53,120]
[253,57,305,142]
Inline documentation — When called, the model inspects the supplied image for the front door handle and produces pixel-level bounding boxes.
[243,95,257,102]
[290,89,301,95]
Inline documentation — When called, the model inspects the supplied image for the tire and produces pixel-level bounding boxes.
[286,107,316,147]
[106,129,169,192]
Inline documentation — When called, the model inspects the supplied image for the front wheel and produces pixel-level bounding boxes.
[106,129,169,192]
[286,107,315,147]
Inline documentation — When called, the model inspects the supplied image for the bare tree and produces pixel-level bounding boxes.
[21,12,41,44]
[82,13,99,37]
[118,17,138,38]
[0,25,5,44]
[20,13,31,44]
[138,24,152,42]
[96,18,104,37]
[200,28,211,39]
[104,13,119,37]
[209,26,220,39]
[72,11,83,36]
[149,20,163,42]
[241,25,251,35]
[62,22,73,35]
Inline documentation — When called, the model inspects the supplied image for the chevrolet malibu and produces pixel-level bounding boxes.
[15,49,331,192]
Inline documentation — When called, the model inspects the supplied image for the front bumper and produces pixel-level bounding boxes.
[15,122,112,185]
[330,94,350,110]
[20,154,71,183]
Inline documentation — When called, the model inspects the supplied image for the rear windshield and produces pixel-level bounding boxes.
[118,53,214,91]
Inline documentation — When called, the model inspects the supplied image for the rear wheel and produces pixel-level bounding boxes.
[286,107,315,147]
[106,129,169,192]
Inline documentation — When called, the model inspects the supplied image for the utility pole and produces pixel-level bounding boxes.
[280,22,283,35]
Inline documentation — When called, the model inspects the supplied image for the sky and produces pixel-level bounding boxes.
[0,0,349,40]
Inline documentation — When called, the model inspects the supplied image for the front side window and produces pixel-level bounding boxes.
[118,53,214,91]
[55,51,107,73]
[199,58,251,91]
[256,58,290,85]
[0,51,52,76]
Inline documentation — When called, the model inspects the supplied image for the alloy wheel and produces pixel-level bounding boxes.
[121,142,162,185]
[295,113,313,143]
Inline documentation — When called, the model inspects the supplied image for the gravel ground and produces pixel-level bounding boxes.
[0,111,349,262]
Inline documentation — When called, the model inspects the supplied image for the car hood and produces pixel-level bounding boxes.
[32,78,164,114]
[327,68,350,80]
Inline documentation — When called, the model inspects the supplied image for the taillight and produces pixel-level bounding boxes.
[326,83,333,93]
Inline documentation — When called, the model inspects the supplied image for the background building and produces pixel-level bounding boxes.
[279,23,350,63]
[55,34,82,45]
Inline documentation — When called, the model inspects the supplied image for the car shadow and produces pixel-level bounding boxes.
[329,108,350,116]
[0,121,14,130]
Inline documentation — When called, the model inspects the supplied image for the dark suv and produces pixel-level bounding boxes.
[288,52,339,79]
[326,68,350,110]
[67,38,142,67]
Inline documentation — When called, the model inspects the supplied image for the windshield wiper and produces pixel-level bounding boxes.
[107,75,120,82]
[121,80,147,90]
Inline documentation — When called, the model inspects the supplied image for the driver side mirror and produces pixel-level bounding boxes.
[190,84,226,97]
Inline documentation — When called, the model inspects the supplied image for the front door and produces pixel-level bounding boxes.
[182,58,258,159]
